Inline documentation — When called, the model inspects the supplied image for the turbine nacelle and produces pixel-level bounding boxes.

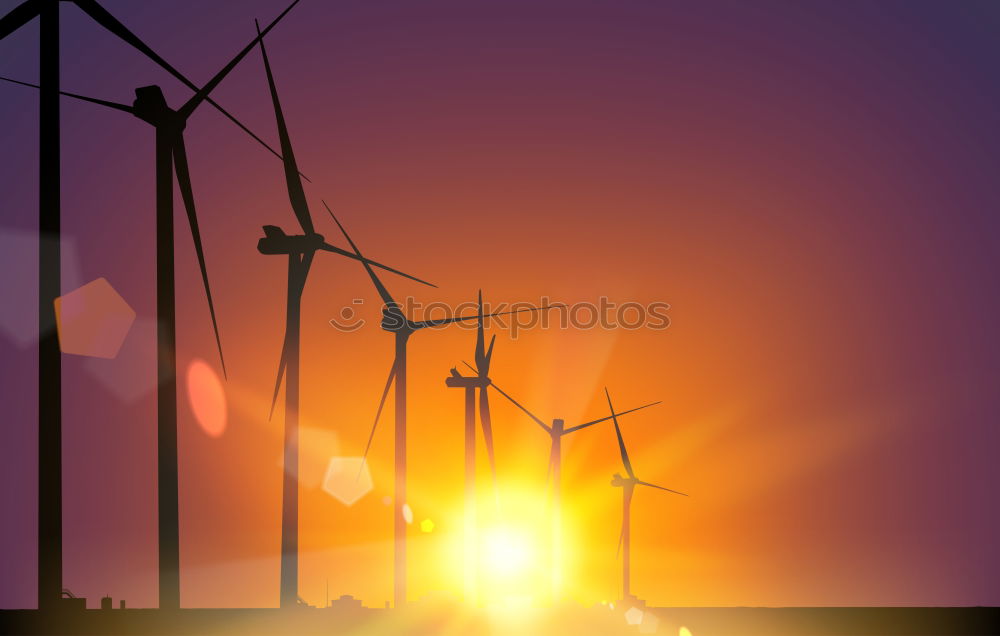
[257,226,326,255]
[132,85,178,128]
[611,472,634,488]
[444,367,490,388]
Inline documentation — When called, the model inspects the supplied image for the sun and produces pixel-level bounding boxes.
[478,523,546,615]
[481,526,536,579]
[432,484,553,604]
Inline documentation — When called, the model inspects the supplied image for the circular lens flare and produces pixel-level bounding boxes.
[186,358,226,438]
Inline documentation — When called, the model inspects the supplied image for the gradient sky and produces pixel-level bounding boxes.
[1,0,999,609]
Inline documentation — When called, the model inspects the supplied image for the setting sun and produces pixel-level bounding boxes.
[482,526,535,580]
[3,1,998,633]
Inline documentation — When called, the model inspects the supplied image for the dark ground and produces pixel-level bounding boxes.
[1,606,998,635]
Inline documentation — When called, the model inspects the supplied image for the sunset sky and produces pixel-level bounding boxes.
[1,0,999,609]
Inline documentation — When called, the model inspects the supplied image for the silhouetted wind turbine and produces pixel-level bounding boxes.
[604,388,686,603]
[471,370,659,599]
[0,0,299,609]
[3,6,301,611]
[445,291,501,602]
[330,214,560,608]
[252,22,436,609]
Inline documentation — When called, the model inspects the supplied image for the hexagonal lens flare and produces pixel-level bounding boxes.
[54,277,135,359]
[83,317,162,404]
[0,229,83,347]
[640,610,660,634]
[625,607,644,626]
[321,456,373,506]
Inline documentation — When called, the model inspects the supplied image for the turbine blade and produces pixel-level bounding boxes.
[0,0,39,41]
[464,361,550,433]
[269,256,312,420]
[474,290,487,371]
[316,243,435,288]
[219,107,313,182]
[484,334,496,372]
[256,18,314,236]
[413,303,564,330]
[322,201,398,308]
[268,335,288,421]
[74,0,194,85]
[0,75,134,112]
[637,480,688,497]
[172,134,226,378]
[299,248,316,283]
[604,388,634,479]
[71,0,308,181]
[479,386,499,506]
[563,400,661,434]
[178,1,301,120]
[358,361,396,481]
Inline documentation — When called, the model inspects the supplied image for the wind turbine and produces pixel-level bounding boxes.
[0,0,299,609]
[3,5,300,611]
[445,290,500,602]
[252,22,436,609]
[604,388,686,603]
[469,371,659,599]
[329,213,559,608]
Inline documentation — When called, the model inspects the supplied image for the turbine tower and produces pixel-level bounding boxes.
[604,388,686,603]
[253,24,435,609]
[0,0,301,610]
[445,291,500,602]
[470,371,659,599]
[331,212,559,608]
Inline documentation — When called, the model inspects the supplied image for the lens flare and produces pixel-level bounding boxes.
[186,358,226,438]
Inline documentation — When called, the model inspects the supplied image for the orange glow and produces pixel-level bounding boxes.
[8,1,992,611]
[482,526,534,580]
[186,358,227,438]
